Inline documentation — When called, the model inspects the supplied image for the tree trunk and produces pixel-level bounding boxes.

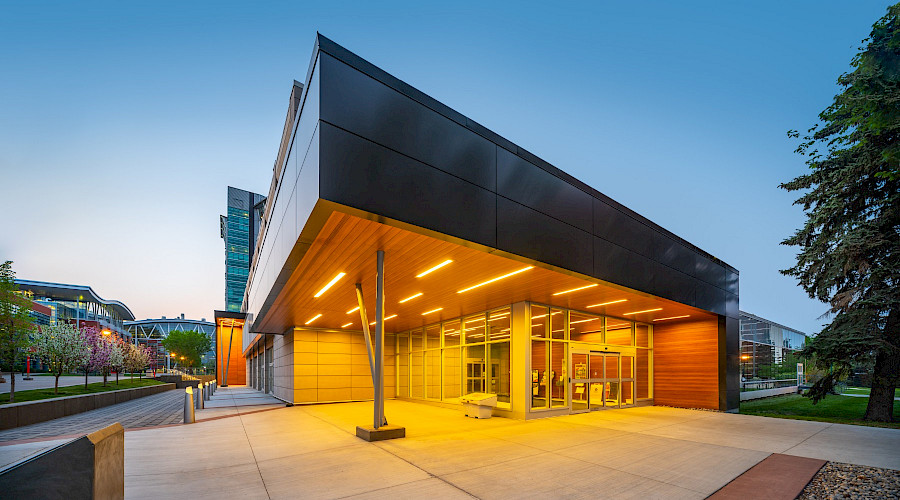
[84,368,88,389]
[116,370,119,385]
[55,373,60,394]
[103,372,107,387]
[864,308,899,422]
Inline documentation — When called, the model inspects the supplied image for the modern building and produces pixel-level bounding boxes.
[224,35,741,419]
[125,314,216,371]
[14,279,134,340]
[220,186,266,312]
[739,311,807,399]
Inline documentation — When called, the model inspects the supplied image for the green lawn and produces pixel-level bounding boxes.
[0,378,164,405]
[841,386,900,398]
[741,394,900,429]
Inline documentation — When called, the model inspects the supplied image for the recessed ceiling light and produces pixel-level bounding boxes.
[346,306,360,314]
[552,284,598,296]
[623,308,662,315]
[314,272,346,298]
[457,266,533,293]
[586,299,628,308]
[422,308,443,315]
[416,259,453,278]
[341,322,353,328]
[399,293,423,303]
[304,314,322,325]
[653,315,690,322]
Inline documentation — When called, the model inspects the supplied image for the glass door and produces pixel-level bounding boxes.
[571,352,589,413]
[604,353,620,409]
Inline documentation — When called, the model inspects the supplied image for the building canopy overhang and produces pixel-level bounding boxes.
[252,206,715,340]
[14,279,135,321]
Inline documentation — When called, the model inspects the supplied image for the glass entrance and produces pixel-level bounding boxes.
[571,350,635,412]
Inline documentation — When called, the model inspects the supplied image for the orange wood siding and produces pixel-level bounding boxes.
[216,324,246,386]
[653,318,720,410]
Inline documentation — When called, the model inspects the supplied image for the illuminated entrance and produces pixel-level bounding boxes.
[571,349,636,413]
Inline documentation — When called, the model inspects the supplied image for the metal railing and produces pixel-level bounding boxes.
[741,379,798,391]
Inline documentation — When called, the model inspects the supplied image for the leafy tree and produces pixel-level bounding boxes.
[123,343,151,380]
[33,322,91,394]
[782,4,900,422]
[0,261,34,403]
[109,339,125,385]
[161,330,212,369]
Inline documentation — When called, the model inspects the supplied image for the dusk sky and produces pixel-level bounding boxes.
[0,1,889,334]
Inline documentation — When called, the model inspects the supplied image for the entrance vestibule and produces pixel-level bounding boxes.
[570,349,636,413]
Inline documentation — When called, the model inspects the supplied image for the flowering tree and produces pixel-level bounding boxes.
[79,327,102,389]
[124,343,151,380]
[33,322,91,394]
[92,336,117,387]
[108,339,125,385]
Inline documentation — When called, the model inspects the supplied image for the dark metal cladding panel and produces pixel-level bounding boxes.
[497,148,592,232]
[726,389,740,412]
[649,265,701,308]
[319,53,497,191]
[725,316,740,355]
[726,355,741,397]
[318,122,497,248]
[725,291,739,319]
[694,254,727,290]
[695,281,727,317]
[725,269,739,296]
[592,237,648,292]
[497,197,592,276]
[653,234,699,279]
[592,198,657,261]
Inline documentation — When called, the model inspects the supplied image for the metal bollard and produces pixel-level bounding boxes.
[184,387,195,424]
[204,382,210,401]
[195,383,203,409]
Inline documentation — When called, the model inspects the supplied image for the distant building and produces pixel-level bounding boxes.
[739,311,808,399]
[14,279,134,340]
[220,186,265,312]
[125,314,216,370]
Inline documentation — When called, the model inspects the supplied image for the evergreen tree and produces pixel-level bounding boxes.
[782,4,900,421]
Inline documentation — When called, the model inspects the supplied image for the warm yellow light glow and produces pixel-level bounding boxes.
[314,272,346,298]
[101,330,111,336]
[653,315,690,322]
[623,308,662,315]
[457,266,534,293]
[341,322,353,328]
[399,293,423,303]
[741,355,751,360]
[422,308,443,315]
[304,314,322,325]
[170,353,176,357]
[385,314,397,320]
[552,283,599,296]
[416,259,453,278]
[607,322,631,329]
[586,299,628,308]
[346,306,360,314]
[569,318,599,325]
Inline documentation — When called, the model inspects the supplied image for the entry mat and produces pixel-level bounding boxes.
[708,453,826,500]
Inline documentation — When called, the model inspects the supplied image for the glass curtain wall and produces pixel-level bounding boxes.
[397,307,511,409]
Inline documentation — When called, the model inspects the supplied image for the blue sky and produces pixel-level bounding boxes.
[0,1,889,333]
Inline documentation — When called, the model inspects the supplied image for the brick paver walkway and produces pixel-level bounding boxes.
[0,388,184,443]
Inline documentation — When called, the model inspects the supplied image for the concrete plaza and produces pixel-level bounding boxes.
[119,386,900,499]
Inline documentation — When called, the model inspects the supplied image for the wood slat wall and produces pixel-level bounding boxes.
[653,318,721,410]
[217,325,246,386]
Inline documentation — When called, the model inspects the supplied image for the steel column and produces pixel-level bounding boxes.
[375,250,385,429]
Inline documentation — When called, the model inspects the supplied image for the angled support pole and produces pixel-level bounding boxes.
[374,250,385,429]
[355,284,377,390]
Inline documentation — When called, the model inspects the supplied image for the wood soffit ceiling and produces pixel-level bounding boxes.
[257,211,715,335]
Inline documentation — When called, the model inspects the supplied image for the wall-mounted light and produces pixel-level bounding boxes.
[314,272,346,298]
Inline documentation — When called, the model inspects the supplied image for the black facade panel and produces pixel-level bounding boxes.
[319,53,497,191]
[726,355,741,397]
[725,269,739,296]
[497,148,592,232]
[695,281,726,316]
[727,389,740,412]
[725,316,740,355]
[592,237,649,293]
[497,197,593,276]
[592,199,657,261]
[318,122,497,248]
[725,291,739,319]
[694,254,727,291]
[649,265,700,310]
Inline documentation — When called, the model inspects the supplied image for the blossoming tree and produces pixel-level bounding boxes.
[33,322,91,394]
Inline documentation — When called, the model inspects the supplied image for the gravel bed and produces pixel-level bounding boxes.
[798,461,900,499]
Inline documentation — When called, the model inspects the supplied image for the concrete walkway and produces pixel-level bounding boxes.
[120,398,900,499]
[1,374,106,394]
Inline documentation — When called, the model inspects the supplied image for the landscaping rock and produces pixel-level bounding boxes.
[798,461,900,499]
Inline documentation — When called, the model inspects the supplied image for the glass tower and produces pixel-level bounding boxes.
[220,186,266,312]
